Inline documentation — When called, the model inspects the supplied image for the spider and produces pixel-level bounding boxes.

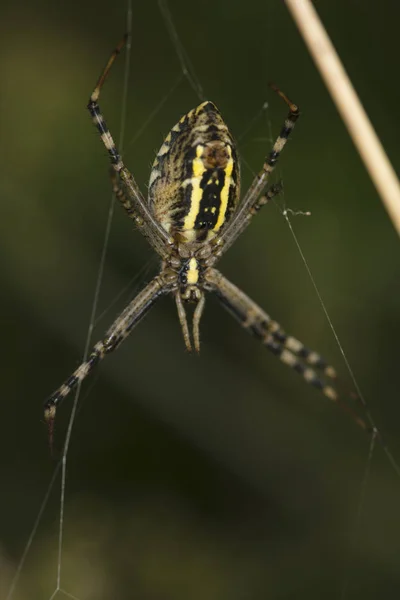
[44,35,364,433]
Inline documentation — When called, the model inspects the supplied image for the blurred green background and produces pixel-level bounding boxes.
[1,1,400,598]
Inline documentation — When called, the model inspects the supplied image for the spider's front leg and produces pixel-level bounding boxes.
[87,35,171,258]
[44,276,168,438]
[217,85,299,259]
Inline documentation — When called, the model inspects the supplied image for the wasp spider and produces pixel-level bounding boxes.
[44,36,357,432]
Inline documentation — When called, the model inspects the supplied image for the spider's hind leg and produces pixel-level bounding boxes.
[206,267,368,431]
[206,269,337,394]
[44,275,167,441]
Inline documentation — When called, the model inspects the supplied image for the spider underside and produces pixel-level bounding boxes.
[45,36,364,434]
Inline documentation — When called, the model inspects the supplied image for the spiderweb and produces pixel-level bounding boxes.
[2,1,400,599]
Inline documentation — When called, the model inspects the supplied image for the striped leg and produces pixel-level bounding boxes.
[205,268,336,398]
[218,86,299,258]
[205,268,368,432]
[192,293,206,353]
[110,169,144,226]
[87,36,171,258]
[44,276,167,430]
[175,292,192,352]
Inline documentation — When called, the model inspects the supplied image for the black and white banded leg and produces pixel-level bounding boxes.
[205,268,368,431]
[44,276,168,431]
[217,86,299,258]
[87,35,171,258]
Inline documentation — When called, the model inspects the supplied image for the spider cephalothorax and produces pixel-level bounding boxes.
[45,36,366,436]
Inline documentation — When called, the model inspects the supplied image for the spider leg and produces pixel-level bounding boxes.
[193,293,206,353]
[175,293,192,352]
[205,268,367,431]
[44,275,167,427]
[87,36,172,258]
[217,85,299,258]
[110,168,140,222]
[110,169,151,237]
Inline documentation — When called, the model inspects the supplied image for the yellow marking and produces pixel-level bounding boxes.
[324,386,338,401]
[193,145,205,176]
[182,230,197,242]
[101,131,114,150]
[196,101,207,114]
[195,101,215,114]
[286,336,302,353]
[281,349,296,367]
[303,368,316,382]
[307,351,320,365]
[274,136,286,153]
[149,168,161,188]
[150,157,159,173]
[192,124,209,133]
[60,385,69,397]
[214,145,234,232]
[158,143,170,156]
[182,144,206,231]
[211,206,216,214]
[165,132,172,143]
[269,320,280,333]
[45,404,56,421]
[160,219,172,233]
[325,366,337,378]
[187,258,199,284]
[243,309,258,329]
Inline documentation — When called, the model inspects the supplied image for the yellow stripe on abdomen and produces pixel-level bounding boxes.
[183,144,206,232]
[213,145,233,232]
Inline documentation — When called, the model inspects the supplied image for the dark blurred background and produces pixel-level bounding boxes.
[1,1,400,598]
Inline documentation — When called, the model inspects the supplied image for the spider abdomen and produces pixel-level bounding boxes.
[148,101,240,242]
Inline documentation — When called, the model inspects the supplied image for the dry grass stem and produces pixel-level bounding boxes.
[285,0,400,237]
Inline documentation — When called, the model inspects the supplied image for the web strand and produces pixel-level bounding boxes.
[5,463,61,600]
[125,72,184,152]
[339,429,378,600]
[158,0,205,102]
[281,207,400,478]
[53,2,133,596]
[241,96,400,592]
